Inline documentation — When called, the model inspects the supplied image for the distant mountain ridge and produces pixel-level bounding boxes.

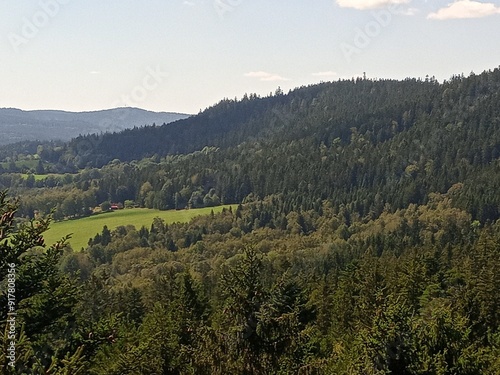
[0,107,190,145]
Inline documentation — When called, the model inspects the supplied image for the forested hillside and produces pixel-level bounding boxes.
[2,68,500,222]
[1,68,500,374]
[26,69,500,174]
[1,190,500,374]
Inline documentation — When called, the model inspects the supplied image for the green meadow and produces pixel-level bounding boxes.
[44,205,235,250]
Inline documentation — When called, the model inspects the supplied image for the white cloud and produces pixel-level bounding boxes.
[312,71,338,78]
[336,0,410,10]
[244,71,290,81]
[428,0,500,20]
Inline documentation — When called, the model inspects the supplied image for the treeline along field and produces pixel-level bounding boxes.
[44,205,236,250]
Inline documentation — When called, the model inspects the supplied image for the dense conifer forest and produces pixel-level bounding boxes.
[1,68,500,374]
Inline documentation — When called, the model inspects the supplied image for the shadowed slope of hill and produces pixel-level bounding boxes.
[56,68,500,173]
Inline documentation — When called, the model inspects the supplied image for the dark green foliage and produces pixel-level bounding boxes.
[0,191,84,374]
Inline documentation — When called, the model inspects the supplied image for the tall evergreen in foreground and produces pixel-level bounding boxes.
[0,191,84,374]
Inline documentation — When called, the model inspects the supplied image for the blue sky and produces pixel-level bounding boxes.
[1,0,500,114]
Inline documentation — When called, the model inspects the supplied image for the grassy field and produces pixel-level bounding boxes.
[45,205,235,250]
